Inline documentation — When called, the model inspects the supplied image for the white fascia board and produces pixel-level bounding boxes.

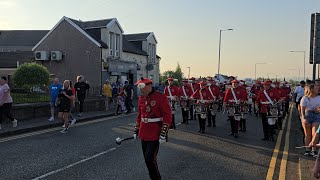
[106,18,124,33]
[147,32,158,44]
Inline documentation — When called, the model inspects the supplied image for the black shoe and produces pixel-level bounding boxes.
[234,133,238,138]
[261,137,269,141]
[201,130,205,134]
[229,132,234,136]
[198,130,202,133]
[269,136,275,142]
[181,122,185,124]
[239,129,243,132]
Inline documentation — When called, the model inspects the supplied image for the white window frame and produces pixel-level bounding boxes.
[115,34,120,57]
[109,32,114,56]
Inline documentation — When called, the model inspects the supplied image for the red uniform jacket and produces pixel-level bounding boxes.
[164,85,179,97]
[274,87,287,99]
[207,85,221,99]
[224,87,248,104]
[136,90,172,141]
[250,85,262,99]
[255,88,280,113]
[191,87,214,101]
[189,83,200,94]
[179,85,193,98]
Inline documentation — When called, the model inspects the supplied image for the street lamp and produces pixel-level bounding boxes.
[255,63,267,80]
[290,51,306,80]
[217,28,233,81]
[187,67,190,79]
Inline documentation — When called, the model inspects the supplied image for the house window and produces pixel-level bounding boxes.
[152,44,155,63]
[115,34,120,57]
[109,32,114,56]
[148,43,152,63]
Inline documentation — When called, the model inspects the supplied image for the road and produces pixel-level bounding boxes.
[0,106,300,180]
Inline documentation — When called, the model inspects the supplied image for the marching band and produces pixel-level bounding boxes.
[137,76,292,141]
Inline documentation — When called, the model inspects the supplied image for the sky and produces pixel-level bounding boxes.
[1,0,320,80]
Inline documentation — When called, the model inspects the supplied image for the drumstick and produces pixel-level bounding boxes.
[295,146,310,149]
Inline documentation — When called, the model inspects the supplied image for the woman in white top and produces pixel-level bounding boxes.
[0,76,18,130]
[300,84,320,157]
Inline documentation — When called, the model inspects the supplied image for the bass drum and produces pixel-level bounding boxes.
[195,103,207,119]
[227,104,240,116]
[266,104,281,118]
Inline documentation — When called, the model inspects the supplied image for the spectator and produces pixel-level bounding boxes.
[158,81,165,93]
[57,80,74,133]
[115,92,127,115]
[74,75,90,117]
[124,80,133,113]
[0,76,18,129]
[293,80,306,116]
[102,80,112,111]
[68,80,76,126]
[48,78,62,121]
[112,83,119,109]
[300,83,320,157]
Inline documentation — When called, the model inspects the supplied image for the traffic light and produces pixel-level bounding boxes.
[310,13,320,64]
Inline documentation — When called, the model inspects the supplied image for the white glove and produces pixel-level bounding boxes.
[159,135,166,144]
[133,133,137,140]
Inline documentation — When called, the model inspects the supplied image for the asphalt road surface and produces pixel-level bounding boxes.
[0,106,299,180]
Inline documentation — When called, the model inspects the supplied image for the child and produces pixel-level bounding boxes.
[115,92,127,115]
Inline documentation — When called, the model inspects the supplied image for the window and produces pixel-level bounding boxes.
[148,43,152,63]
[152,44,155,63]
[115,34,120,57]
[109,33,114,56]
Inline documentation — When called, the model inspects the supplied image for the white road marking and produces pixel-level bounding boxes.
[32,147,116,180]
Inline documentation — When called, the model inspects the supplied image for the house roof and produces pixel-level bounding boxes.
[124,33,152,41]
[0,30,49,46]
[0,51,34,68]
[122,36,148,56]
[73,19,114,29]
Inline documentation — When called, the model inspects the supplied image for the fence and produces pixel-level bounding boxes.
[11,87,102,104]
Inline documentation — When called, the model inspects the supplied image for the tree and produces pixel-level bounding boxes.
[160,63,185,83]
[13,63,50,88]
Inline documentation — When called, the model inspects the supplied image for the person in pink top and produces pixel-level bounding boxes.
[0,76,18,130]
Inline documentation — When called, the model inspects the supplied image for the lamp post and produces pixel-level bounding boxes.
[217,28,233,81]
[255,63,267,80]
[290,51,306,80]
[187,67,190,79]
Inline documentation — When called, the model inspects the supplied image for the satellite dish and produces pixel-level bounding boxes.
[146,64,154,71]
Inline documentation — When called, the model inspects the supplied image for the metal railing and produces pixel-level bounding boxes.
[11,86,102,104]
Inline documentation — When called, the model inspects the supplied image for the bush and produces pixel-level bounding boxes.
[13,63,50,88]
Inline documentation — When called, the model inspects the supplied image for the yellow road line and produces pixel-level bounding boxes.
[266,105,292,180]
[0,113,136,143]
[278,104,293,179]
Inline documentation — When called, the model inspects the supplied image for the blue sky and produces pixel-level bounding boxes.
[1,0,320,80]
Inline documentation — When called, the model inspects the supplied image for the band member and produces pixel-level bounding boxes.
[164,77,179,129]
[251,80,262,116]
[179,79,192,124]
[133,77,172,180]
[191,80,214,133]
[207,78,220,127]
[255,81,280,141]
[274,81,286,130]
[189,77,199,120]
[223,79,247,138]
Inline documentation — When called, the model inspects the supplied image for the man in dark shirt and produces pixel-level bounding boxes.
[124,80,133,113]
[74,75,90,117]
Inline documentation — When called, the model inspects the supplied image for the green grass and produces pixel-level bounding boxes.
[12,93,50,104]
